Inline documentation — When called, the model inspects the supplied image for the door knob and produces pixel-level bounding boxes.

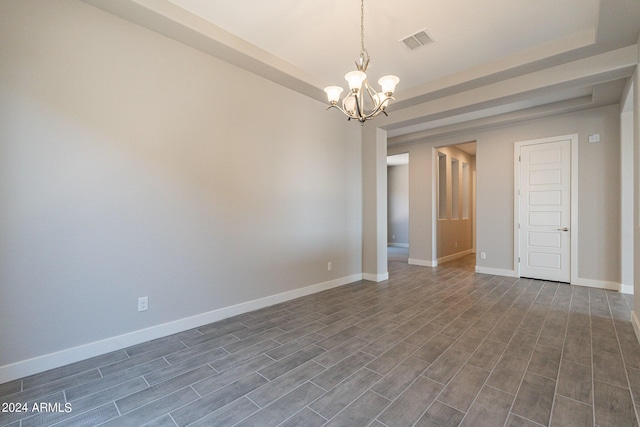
[557,227,569,231]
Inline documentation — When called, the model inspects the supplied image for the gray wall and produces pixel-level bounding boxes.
[387,165,409,246]
[0,0,362,368]
[633,37,640,335]
[362,126,389,280]
[389,104,622,283]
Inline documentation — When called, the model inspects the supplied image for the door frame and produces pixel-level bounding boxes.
[513,134,579,283]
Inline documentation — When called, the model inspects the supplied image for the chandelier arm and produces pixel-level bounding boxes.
[328,92,394,122]
[363,79,378,104]
[354,93,364,120]
[361,94,393,120]
[326,104,358,120]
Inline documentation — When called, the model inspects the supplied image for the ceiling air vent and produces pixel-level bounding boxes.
[401,29,433,50]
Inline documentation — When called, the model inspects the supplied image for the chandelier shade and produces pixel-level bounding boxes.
[324,0,399,123]
[345,71,367,91]
[324,86,344,103]
[378,75,400,95]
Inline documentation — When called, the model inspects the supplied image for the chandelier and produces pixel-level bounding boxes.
[324,0,400,123]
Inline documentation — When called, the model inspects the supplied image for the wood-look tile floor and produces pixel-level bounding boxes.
[2,254,640,426]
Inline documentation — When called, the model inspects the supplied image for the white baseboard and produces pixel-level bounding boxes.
[0,273,363,384]
[475,266,518,277]
[620,283,634,295]
[363,272,389,282]
[388,243,409,248]
[472,271,625,293]
[408,258,437,267]
[571,277,620,292]
[438,249,473,264]
[632,311,640,344]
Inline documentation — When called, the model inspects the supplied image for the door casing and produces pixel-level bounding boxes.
[514,134,579,283]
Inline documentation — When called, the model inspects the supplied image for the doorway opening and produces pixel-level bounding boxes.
[434,142,477,265]
[387,153,409,263]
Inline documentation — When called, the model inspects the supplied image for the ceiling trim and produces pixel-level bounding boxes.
[81,0,637,139]
[382,45,637,132]
[82,0,327,102]
[388,96,596,146]
[393,30,597,110]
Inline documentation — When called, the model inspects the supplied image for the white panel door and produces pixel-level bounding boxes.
[519,139,571,282]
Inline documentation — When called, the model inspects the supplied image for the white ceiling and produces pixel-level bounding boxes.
[84,0,640,142]
[166,0,599,92]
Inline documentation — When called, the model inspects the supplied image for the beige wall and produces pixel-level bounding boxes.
[0,0,362,373]
[435,146,474,260]
[389,104,622,283]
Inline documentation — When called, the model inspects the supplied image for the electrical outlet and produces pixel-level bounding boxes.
[480,252,486,260]
[327,262,332,271]
[138,296,148,312]
[455,242,458,248]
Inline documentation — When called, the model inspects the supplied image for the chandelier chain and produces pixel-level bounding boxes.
[360,0,369,62]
